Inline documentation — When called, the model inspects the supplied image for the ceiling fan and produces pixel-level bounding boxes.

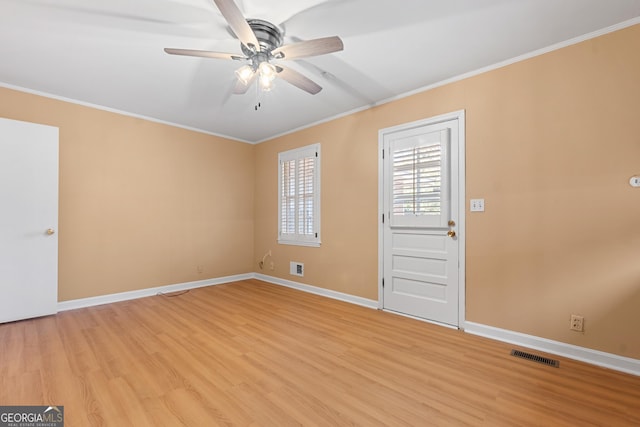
[164,0,344,95]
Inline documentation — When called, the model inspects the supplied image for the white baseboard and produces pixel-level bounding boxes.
[253,273,378,309]
[55,273,638,377]
[465,321,640,377]
[57,273,253,312]
[56,272,378,312]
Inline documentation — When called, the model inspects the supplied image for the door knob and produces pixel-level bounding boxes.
[447,230,456,238]
[46,228,55,235]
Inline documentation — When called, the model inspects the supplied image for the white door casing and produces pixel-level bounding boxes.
[378,111,465,327]
[0,117,59,323]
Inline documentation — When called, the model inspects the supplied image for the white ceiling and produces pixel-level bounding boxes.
[1,0,640,143]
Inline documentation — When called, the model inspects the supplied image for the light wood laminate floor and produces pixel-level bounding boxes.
[1,279,639,426]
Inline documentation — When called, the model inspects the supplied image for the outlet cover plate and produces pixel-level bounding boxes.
[570,314,584,332]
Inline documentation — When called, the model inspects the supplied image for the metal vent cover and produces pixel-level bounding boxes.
[511,349,559,368]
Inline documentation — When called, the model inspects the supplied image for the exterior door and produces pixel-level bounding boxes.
[381,114,462,327]
[0,117,59,323]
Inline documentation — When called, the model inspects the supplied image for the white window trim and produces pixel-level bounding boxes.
[278,143,321,247]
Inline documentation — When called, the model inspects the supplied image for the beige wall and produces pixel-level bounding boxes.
[1,24,638,360]
[0,87,255,301]
[254,24,640,359]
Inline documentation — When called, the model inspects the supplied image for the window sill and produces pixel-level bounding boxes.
[278,239,321,248]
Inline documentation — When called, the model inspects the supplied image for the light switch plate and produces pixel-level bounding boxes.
[470,199,485,212]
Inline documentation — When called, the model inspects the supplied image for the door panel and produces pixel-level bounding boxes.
[392,278,446,301]
[382,117,460,326]
[393,255,447,278]
[0,118,58,323]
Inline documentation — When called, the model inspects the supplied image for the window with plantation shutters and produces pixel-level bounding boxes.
[389,129,450,228]
[278,144,320,247]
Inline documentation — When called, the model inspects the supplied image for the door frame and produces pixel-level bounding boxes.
[378,110,466,329]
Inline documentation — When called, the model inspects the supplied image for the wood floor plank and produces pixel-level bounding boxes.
[1,279,639,426]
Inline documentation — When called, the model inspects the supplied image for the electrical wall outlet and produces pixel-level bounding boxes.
[570,314,584,332]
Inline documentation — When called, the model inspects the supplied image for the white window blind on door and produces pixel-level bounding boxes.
[393,143,442,216]
[389,129,450,228]
[278,144,320,246]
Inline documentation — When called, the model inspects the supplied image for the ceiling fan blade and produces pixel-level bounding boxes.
[212,0,260,51]
[272,36,343,60]
[233,72,257,95]
[164,48,243,61]
[277,65,322,95]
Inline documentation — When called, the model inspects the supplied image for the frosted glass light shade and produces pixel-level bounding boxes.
[235,65,254,84]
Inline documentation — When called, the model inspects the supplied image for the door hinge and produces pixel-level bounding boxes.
[382,149,385,159]
[382,277,385,288]
[382,213,384,223]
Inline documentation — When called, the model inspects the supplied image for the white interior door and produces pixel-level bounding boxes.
[0,117,59,323]
[381,114,462,327]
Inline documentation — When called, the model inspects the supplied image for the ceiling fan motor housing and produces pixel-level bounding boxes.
[241,19,284,55]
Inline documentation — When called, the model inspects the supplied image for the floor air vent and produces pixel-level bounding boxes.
[510,349,559,368]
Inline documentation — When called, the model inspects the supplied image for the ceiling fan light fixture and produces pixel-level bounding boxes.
[257,61,276,91]
[235,65,255,84]
[259,73,274,91]
[258,62,276,80]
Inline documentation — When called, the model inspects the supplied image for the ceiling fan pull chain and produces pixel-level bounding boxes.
[254,78,260,110]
